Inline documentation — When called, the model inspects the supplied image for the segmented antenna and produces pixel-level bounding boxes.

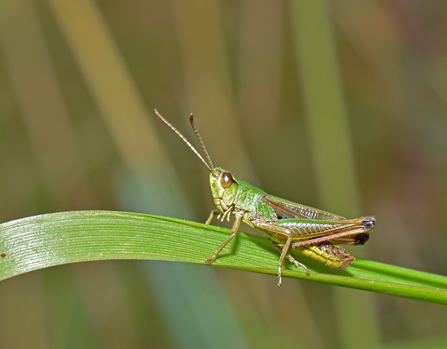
[154,109,213,172]
[189,113,214,170]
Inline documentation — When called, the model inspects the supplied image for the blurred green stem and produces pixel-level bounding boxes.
[289,1,380,347]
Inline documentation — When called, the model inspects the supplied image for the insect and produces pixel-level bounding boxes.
[155,110,375,286]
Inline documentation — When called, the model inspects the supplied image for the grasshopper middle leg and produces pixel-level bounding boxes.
[254,222,300,287]
[274,242,310,275]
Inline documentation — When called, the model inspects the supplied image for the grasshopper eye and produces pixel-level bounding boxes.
[221,171,234,188]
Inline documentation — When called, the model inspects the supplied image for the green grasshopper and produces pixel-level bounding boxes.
[155,110,375,286]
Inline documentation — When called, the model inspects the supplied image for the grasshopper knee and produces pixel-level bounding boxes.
[362,217,376,229]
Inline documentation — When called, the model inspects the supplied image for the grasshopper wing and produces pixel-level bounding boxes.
[262,194,346,221]
[274,218,368,242]
[262,194,374,245]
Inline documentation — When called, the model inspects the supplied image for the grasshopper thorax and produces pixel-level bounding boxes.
[210,167,239,212]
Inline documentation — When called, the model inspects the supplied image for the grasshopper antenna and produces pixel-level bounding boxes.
[154,109,213,172]
[189,113,214,170]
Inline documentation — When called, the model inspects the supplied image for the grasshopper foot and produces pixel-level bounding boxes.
[277,267,282,287]
[205,258,215,265]
[287,255,310,274]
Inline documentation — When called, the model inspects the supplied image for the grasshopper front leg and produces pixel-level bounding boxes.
[205,209,220,225]
[205,210,244,265]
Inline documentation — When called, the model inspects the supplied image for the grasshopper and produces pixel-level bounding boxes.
[155,110,375,286]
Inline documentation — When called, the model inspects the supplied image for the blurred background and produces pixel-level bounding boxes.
[0,0,446,348]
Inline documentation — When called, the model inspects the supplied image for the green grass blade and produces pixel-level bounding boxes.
[1,211,446,304]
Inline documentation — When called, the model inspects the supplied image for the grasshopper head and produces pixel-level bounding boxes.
[210,167,238,212]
